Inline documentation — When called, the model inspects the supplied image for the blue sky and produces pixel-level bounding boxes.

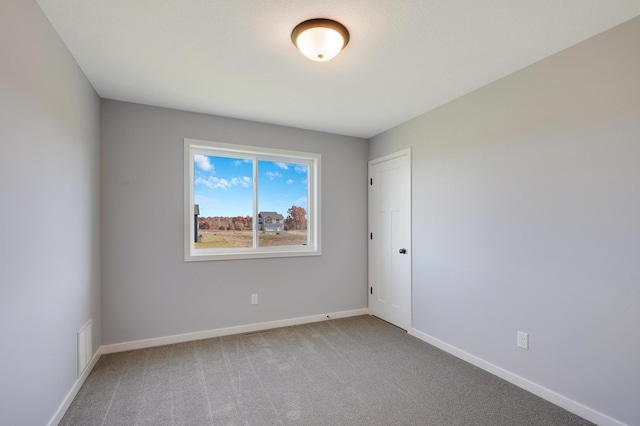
[194,155,308,218]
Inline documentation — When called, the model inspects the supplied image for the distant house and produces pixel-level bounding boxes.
[258,212,284,232]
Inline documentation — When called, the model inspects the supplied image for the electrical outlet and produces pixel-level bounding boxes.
[517,331,529,350]
[251,294,258,305]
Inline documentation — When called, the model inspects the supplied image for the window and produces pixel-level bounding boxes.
[184,138,321,261]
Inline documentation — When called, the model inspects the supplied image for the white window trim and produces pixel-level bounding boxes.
[184,138,321,261]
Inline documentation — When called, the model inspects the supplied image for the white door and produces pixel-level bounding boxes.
[368,149,411,330]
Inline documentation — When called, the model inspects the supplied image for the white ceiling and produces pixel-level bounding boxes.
[36,0,640,139]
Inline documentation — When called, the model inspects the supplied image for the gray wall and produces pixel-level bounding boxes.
[0,1,101,425]
[100,100,368,345]
[369,17,640,425]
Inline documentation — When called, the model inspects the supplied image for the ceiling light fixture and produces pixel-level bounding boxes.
[291,18,350,62]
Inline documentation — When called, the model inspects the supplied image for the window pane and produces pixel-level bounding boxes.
[185,138,320,261]
[193,155,254,249]
[257,160,308,247]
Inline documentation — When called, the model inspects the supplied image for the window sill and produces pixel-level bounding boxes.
[184,247,321,262]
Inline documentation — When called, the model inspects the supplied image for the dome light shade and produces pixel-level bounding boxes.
[291,19,350,62]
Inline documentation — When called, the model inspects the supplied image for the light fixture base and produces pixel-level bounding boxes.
[291,18,350,62]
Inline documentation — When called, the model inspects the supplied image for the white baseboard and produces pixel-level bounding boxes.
[101,308,370,354]
[47,346,102,426]
[408,328,624,426]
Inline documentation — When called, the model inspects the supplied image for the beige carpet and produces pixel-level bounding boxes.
[60,315,593,425]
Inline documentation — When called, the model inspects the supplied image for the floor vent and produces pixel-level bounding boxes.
[77,320,92,377]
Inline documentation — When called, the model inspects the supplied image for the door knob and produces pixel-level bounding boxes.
[399,248,407,254]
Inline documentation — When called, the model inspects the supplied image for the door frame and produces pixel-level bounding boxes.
[368,148,412,330]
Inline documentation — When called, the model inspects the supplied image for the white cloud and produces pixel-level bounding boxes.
[234,159,252,167]
[294,165,307,174]
[275,162,289,170]
[286,179,294,184]
[195,176,231,189]
[294,196,307,206]
[194,155,213,171]
[196,175,251,190]
[232,176,251,188]
[266,171,282,180]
